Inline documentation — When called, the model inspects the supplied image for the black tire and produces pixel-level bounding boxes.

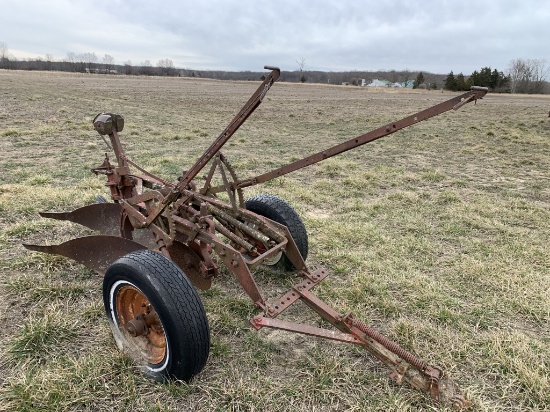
[245,194,308,271]
[103,249,210,381]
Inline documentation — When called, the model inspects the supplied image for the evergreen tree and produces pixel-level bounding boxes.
[455,73,466,91]
[469,70,480,87]
[445,71,457,91]
[413,72,425,89]
[469,67,509,90]
[489,68,509,90]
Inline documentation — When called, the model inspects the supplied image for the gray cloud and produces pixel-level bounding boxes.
[1,0,548,74]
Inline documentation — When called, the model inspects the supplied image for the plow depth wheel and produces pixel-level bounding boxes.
[245,194,308,271]
[103,250,210,381]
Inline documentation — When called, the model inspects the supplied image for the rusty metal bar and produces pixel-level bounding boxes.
[263,268,329,317]
[211,218,257,253]
[175,66,281,192]
[258,285,470,407]
[209,238,266,307]
[343,313,428,372]
[250,316,361,344]
[237,87,488,188]
[145,66,281,225]
[207,204,271,245]
[191,192,287,244]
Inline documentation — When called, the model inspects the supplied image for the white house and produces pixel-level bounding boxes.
[367,79,391,87]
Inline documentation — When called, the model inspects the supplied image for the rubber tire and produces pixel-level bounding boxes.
[103,249,210,381]
[245,194,308,272]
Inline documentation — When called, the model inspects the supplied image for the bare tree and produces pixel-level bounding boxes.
[157,58,175,76]
[508,59,531,93]
[140,59,152,75]
[80,52,98,71]
[66,51,76,63]
[0,41,9,69]
[43,53,54,70]
[123,60,133,75]
[103,54,115,71]
[528,59,549,94]
[296,57,307,82]
[508,58,549,94]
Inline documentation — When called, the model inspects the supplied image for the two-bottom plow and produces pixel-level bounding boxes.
[24,66,488,408]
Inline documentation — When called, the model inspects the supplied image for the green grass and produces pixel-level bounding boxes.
[8,307,79,362]
[1,71,549,411]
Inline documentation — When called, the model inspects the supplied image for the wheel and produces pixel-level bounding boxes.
[245,194,308,271]
[103,249,210,381]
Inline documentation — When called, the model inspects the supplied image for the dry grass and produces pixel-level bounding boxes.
[1,70,549,411]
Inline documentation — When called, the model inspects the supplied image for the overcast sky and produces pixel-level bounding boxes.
[1,0,548,74]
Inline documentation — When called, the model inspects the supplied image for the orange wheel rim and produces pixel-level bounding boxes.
[115,284,166,364]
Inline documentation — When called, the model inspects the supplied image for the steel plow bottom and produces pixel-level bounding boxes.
[23,235,146,274]
[39,203,123,235]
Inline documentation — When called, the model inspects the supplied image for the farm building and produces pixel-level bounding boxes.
[367,79,414,88]
[367,79,391,87]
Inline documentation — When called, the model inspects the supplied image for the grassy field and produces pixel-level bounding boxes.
[0,70,549,411]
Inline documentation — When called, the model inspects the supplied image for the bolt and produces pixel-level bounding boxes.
[126,315,147,337]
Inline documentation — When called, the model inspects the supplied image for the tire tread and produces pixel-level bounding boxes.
[104,249,209,380]
[245,194,308,270]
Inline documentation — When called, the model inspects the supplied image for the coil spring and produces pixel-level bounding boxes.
[349,317,427,371]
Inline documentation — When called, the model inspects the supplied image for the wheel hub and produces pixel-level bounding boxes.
[115,285,166,364]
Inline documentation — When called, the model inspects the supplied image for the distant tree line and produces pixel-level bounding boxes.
[444,68,508,92]
[444,59,549,94]
[0,47,447,87]
[1,42,548,94]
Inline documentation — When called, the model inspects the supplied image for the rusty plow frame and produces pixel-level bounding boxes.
[24,66,488,408]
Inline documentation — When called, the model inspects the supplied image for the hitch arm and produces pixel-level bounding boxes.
[238,86,488,188]
[252,283,472,409]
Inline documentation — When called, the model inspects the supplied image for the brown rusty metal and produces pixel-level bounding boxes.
[344,313,427,371]
[200,153,245,208]
[174,66,281,193]
[250,316,361,344]
[254,285,470,406]
[24,70,489,408]
[23,235,146,274]
[167,240,212,290]
[39,203,123,236]
[237,87,488,189]
[115,285,166,364]
[143,66,282,225]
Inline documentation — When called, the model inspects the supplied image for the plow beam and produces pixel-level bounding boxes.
[238,86,488,188]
